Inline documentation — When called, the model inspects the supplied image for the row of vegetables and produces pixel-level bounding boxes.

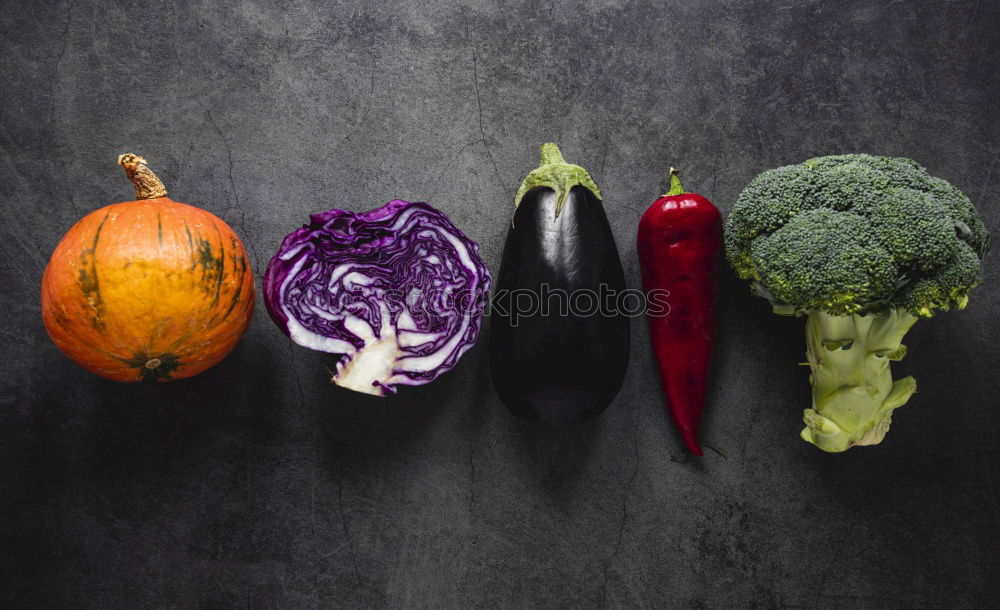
[40,146,989,453]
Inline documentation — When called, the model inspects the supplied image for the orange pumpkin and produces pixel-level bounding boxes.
[41,154,255,382]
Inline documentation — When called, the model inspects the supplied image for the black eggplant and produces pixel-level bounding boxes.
[490,143,630,425]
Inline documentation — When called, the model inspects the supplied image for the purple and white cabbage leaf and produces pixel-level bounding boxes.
[264,200,491,396]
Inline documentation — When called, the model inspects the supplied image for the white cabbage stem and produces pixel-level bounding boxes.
[332,329,401,395]
[328,302,400,396]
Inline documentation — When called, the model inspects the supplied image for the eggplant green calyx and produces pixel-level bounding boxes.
[515,142,602,219]
[663,167,685,197]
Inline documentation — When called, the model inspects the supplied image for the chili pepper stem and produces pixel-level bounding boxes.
[664,167,686,197]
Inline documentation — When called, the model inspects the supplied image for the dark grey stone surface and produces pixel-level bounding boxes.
[2,0,999,607]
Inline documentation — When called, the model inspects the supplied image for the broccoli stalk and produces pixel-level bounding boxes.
[801,310,917,452]
[725,154,988,452]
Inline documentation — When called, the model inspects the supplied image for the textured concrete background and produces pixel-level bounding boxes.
[2,0,999,607]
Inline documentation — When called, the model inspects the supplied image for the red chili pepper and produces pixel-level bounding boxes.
[637,168,721,456]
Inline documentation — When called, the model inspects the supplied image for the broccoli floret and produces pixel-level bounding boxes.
[922,176,990,257]
[898,241,983,316]
[751,209,898,314]
[725,164,812,278]
[725,154,989,452]
[866,188,958,271]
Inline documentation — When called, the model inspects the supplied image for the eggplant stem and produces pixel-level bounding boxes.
[539,142,565,166]
[513,142,602,220]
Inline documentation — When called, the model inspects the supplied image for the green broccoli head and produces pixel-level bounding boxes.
[725,154,989,317]
[728,154,990,452]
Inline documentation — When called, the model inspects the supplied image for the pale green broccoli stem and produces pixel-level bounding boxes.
[800,310,918,452]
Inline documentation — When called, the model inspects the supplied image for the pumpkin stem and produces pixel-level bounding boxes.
[118,153,167,200]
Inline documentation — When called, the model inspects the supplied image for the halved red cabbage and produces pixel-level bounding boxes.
[264,200,491,396]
